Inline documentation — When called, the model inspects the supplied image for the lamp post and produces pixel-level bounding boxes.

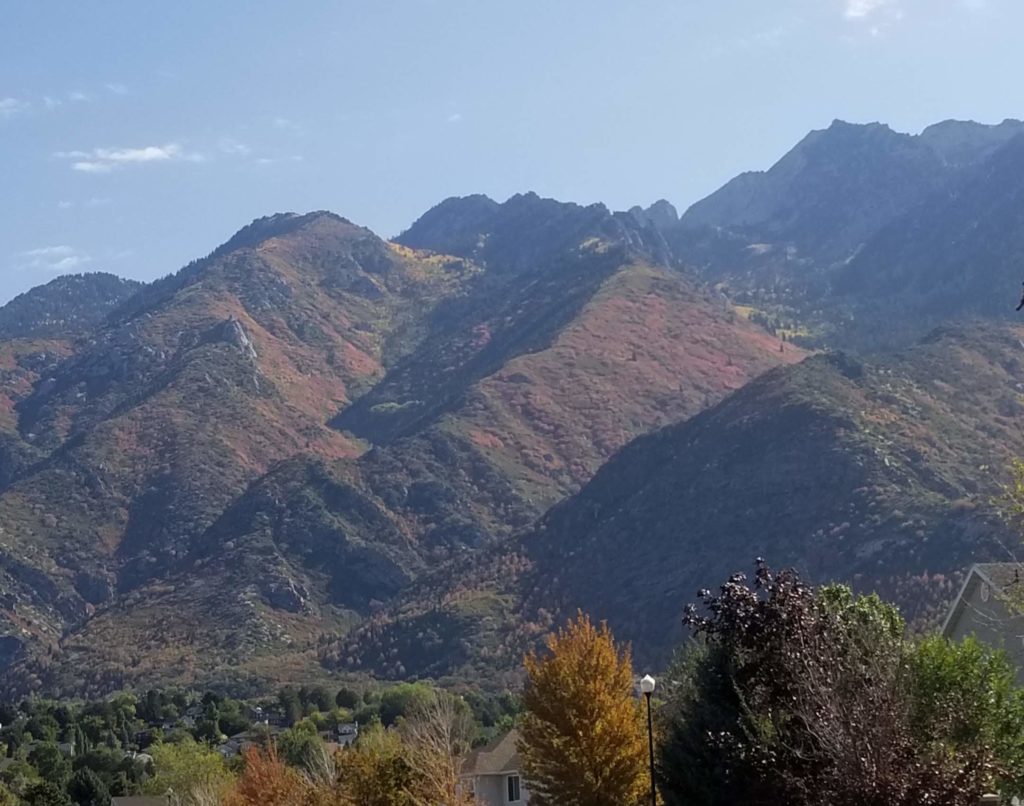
[640,674,657,806]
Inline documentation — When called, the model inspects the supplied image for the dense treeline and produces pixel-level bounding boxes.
[0,682,518,805]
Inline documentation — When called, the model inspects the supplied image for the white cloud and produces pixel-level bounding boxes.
[271,116,304,134]
[0,97,26,119]
[68,91,90,102]
[17,245,91,272]
[72,161,117,174]
[447,112,463,124]
[844,0,892,17]
[218,137,252,157]
[254,154,304,166]
[57,197,111,210]
[105,83,128,95]
[55,142,205,173]
[42,95,61,110]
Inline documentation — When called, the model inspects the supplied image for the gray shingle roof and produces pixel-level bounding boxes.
[462,729,522,776]
[975,563,1024,592]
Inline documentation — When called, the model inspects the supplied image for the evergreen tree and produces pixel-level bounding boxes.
[67,768,111,806]
[23,781,72,806]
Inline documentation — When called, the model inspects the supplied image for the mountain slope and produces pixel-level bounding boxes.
[0,273,142,340]
[337,322,1024,680]
[0,199,802,696]
[675,120,947,265]
[0,212,480,688]
[831,133,1024,349]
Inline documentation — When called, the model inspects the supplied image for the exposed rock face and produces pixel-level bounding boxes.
[262,577,308,613]
[628,199,679,233]
[214,317,258,361]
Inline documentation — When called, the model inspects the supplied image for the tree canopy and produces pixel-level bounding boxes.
[519,611,649,806]
[659,561,1024,806]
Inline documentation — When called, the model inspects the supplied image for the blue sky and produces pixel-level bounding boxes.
[0,0,1018,302]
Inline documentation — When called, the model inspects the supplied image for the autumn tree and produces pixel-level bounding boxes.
[520,611,649,806]
[223,744,312,806]
[400,691,475,806]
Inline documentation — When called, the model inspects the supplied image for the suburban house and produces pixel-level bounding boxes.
[943,563,1024,677]
[461,729,530,806]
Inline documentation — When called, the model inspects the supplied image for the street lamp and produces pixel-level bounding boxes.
[640,674,657,806]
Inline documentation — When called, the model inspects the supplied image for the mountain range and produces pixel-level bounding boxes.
[3,118,1024,697]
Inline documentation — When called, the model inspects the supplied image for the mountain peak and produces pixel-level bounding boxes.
[918,118,1024,166]
[211,210,366,259]
[628,199,679,232]
[0,272,142,340]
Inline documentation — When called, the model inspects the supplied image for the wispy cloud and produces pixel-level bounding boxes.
[0,97,27,120]
[271,116,303,135]
[17,245,91,272]
[844,0,892,17]
[254,155,304,166]
[55,143,205,173]
[105,83,128,95]
[447,112,463,124]
[218,137,252,157]
[57,197,112,210]
[68,90,90,102]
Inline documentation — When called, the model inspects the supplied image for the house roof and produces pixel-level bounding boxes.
[942,563,1024,637]
[975,563,1024,590]
[462,729,522,777]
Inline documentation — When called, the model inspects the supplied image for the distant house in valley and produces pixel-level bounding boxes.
[943,563,1024,676]
[461,729,529,806]
[318,721,359,750]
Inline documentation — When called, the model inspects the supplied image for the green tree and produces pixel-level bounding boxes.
[278,687,303,727]
[28,741,71,787]
[378,683,433,728]
[520,611,649,806]
[910,635,1024,795]
[660,561,1024,806]
[335,687,360,710]
[277,719,323,769]
[141,737,234,801]
[23,780,72,806]
[336,725,413,806]
[67,767,111,806]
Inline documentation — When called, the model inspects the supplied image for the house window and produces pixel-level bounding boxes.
[507,774,522,803]
[981,583,991,603]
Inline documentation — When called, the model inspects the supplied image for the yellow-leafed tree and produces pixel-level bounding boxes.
[519,611,650,806]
